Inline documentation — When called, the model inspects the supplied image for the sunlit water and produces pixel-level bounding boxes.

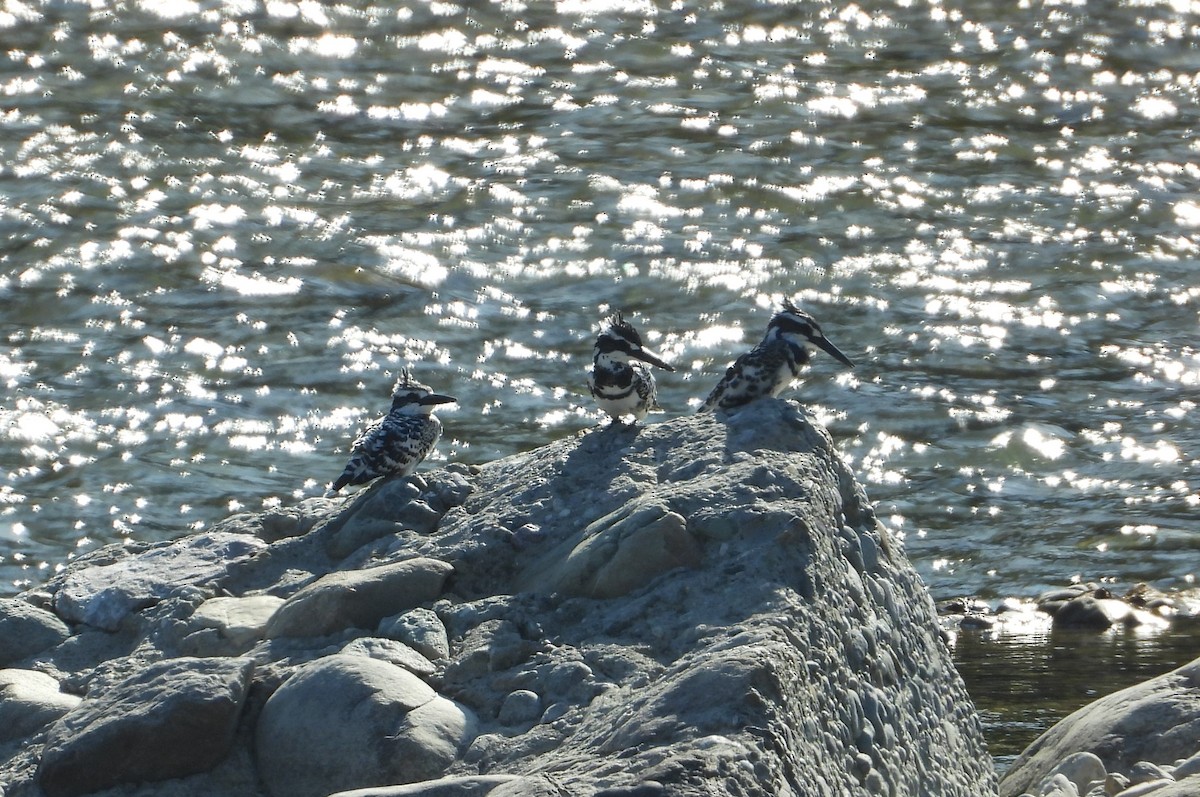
[2,0,1198,759]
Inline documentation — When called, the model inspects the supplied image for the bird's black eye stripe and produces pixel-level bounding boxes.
[392,390,425,404]
[614,325,642,346]
[773,316,818,336]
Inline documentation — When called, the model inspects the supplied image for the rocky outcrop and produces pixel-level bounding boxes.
[0,400,997,797]
[1000,656,1200,797]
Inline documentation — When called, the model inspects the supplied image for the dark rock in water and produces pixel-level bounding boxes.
[1050,594,1168,632]
[37,656,254,797]
[1051,595,1115,630]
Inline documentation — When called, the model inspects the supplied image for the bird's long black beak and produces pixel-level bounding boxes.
[630,347,675,372]
[814,337,854,368]
[420,393,458,405]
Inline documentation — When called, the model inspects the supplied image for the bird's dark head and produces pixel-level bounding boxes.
[766,300,854,367]
[594,313,675,372]
[390,368,457,415]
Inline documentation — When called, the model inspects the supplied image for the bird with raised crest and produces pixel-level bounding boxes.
[588,313,675,424]
[326,369,456,496]
[698,299,853,412]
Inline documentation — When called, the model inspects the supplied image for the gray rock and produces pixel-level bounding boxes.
[1114,780,1173,797]
[379,606,450,661]
[258,504,324,542]
[1173,750,1200,780]
[37,656,254,797]
[487,775,581,797]
[339,637,437,676]
[1036,773,1080,796]
[1124,775,1200,797]
[423,401,996,795]
[516,502,701,598]
[1128,761,1174,784]
[265,557,453,638]
[0,669,81,742]
[0,598,71,665]
[443,619,530,682]
[1000,655,1200,797]
[326,775,524,797]
[255,654,477,797]
[182,594,284,655]
[50,532,266,630]
[1107,773,1132,795]
[498,690,541,726]
[327,479,445,559]
[1048,752,1108,796]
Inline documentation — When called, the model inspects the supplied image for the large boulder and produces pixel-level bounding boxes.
[37,656,254,797]
[256,654,478,797]
[264,557,454,638]
[408,400,997,796]
[1000,655,1200,797]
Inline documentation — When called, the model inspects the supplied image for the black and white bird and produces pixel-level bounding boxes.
[699,300,853,412]
[588,313,675,424]
[326,370,456,496]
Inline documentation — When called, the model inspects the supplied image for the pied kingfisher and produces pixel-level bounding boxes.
[326,370,456,495]
[588,313,675,424]
[699,300,853,412]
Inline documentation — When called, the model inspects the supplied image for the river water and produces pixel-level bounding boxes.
[2,0,1198,766]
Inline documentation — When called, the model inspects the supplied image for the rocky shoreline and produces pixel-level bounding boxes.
[0,400,1194,797]
[938,583,1200,638]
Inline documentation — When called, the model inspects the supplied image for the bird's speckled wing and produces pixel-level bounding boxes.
[329,413,442,493]
[699,339,801,412]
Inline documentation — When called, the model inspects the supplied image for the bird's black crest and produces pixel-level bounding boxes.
[605,313,644,346]
[772,300,820,335]
[393,367,434,395]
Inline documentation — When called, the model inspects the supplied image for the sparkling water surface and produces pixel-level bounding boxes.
[2,0,1199,762]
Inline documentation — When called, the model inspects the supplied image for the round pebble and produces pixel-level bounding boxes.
[498,689,541,726]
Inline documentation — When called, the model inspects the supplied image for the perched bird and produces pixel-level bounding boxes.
[699,299,853,412]
[588,313,675,424]
[326,370,456,495]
